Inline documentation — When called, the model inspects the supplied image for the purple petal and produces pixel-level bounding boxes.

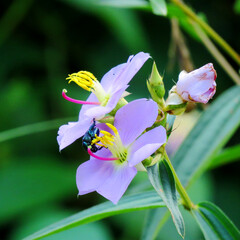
[96,164,137,204]
[112,52,150,88]
[78,92,99,120]
[114,99,158,146]
[78,52,150,120]
[84,86,128,119]
[100,63,126,92]
[128,126,167,167]
[76,158,114,195]
[76,147,137,204]
[100,52,150,93]
[57,119,91,151]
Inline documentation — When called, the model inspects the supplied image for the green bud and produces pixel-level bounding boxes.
[147,62,165,103]
[165,86,187,115]
[142,156,153,167]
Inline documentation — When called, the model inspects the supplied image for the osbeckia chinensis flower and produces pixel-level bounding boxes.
[76,99,167,204]
[57,52,150,151]
[176,63,217,104]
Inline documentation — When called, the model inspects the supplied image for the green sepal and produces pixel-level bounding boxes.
[147,62,165,105]
[165,102,187,115]
[109,97,128,116]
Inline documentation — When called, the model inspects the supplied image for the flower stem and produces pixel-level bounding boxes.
[171,0,240,65]
[164,151,195,210]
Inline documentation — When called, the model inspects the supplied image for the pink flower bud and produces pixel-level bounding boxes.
[176,63,217,104]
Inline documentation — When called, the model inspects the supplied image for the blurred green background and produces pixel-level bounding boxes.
[0,0,239,239]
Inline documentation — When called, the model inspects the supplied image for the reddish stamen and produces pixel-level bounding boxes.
[87,147,118,161]
[62,89,100,105]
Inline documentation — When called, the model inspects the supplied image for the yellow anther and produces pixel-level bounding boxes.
[95,142,108,148]
[100,130,113,137]
[91,130,115,148]
[66,71,97,92]
[91,138,100,145]
[106,123,118,135]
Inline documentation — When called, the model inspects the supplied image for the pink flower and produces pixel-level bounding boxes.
[176,63,217,104]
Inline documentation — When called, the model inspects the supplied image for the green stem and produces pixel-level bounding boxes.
[164,151,194,210]
[171,0,240,65]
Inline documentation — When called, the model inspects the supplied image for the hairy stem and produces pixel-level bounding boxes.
[164,151,194,210]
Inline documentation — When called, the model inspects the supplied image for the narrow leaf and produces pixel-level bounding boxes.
[97,0,151,10]
[147,160,185,238]
[23,191,165,240]
[208,145,240,169]
[173,86,240,187]
[150,0,167,16]
[0,117,73,143]
[142,86,240,240]
[141,209,169,240]
[193,202,240,240]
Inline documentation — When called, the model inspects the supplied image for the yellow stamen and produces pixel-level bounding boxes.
[106,123,118,135]
[66,71,97,92]
[95,142,107,148]
[91,130,115,147]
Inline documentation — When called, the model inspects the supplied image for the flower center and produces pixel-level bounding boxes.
[91,123,128,164]
[66,71,107,103]
[115,150,128,165]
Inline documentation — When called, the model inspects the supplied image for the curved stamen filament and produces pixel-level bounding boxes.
[87,147,118,161]
[62,89,100,105]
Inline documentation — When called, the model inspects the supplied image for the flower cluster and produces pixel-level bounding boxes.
[57,52,217,204]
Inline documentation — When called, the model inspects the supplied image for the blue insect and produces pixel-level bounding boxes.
[82,119,102,153]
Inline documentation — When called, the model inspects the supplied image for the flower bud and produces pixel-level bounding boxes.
[176,63,217,104]
[147,62,165,104]
[165,86,187,115]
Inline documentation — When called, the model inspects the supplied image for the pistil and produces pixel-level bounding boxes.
[62,89,100,105]
[87,147,119,161]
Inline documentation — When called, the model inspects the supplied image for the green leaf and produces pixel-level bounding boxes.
[173,86,240,187]
[140,85,240,240]
[23,191,165,240]
[96,0,151,10]
[0,117,73,143]
[147,160,185,238]
[141,209,169,240]
[208,145,240,169]
[193,202,240,240]
[11,207,113,240]
[150,0,167,16]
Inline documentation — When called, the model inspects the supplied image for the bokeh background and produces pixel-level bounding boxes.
[0,0,239,239]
